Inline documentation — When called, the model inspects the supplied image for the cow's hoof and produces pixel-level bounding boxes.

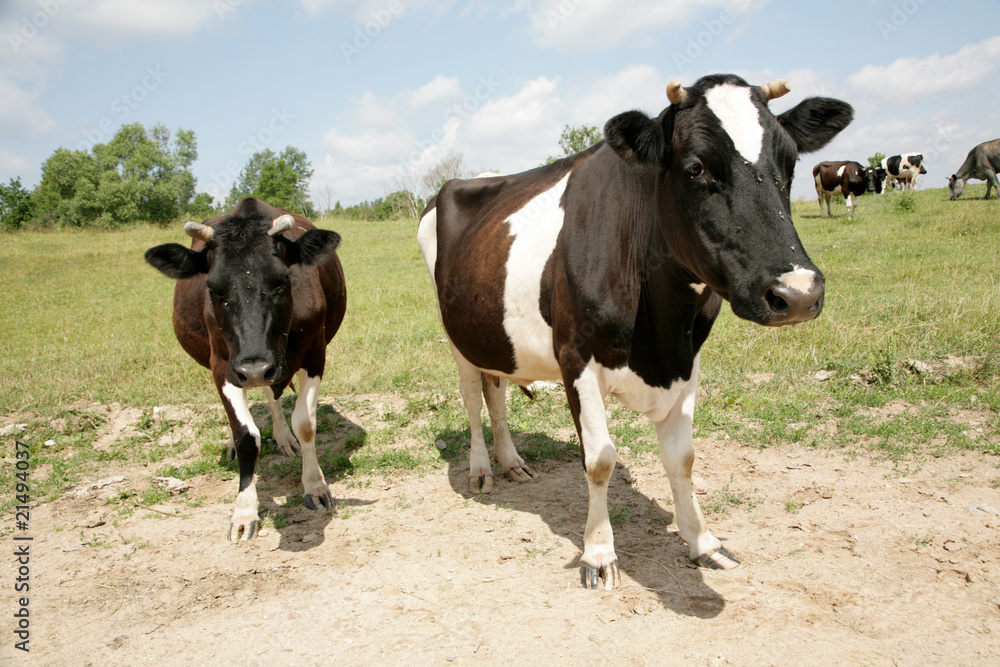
[303,491,334,511]
[503,462,536,482]
[581,561,620,590]
[470,473,494,494]
[274,435,300,457]
[229,520,259,542]
[694,545,740,570]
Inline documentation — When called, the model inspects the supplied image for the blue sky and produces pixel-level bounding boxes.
[1,0,998,207]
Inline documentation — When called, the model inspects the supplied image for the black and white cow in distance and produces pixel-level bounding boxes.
[881,153,926,192]
[145,198,346,541]
[418,74,853,588]
[814,161,884,219]
[949,138,1000,200]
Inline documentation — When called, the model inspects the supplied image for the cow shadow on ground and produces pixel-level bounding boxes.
[248,401,373,552]
[435,425,726,618]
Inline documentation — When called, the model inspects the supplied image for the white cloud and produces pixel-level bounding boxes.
[847,36,1000,101]
[0,73,56,138]
[526,0,756,53]
[408,75,463,108]
[65,0,220,40]
[322,127,415,163]
[568,64,666,126]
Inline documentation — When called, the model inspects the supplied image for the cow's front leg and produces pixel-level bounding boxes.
[293,370,333,511]
[267,386,300,457]
[654,361,739,570]
[985,171,998,199]
[565,359,620,590]
[482,376,535,483]
[220,381,261,542]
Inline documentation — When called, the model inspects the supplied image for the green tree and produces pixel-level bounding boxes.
[0,177,34,230]
[34,148,100,225]
[227,146,314,215]
[868,152,886,169]
[544,124,603,165]
[34,123,199,227]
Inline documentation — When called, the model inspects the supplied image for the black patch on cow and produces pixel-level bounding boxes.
[776,97,854,153]
[886,155,902,176]
[604,111,666,165]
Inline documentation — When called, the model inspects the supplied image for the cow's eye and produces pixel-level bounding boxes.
[685,160,704,178]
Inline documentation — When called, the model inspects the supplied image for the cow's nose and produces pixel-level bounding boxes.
[764,280,824,325]
[233,359,277,387]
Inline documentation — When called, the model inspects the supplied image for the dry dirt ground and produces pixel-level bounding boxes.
[4,397,1000,666]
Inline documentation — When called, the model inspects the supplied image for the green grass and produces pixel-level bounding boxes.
[1,185,998,512]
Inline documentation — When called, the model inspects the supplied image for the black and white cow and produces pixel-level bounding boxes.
[814,160,884,219]
[418,74,853,589]
[949,138,1000,200]
[145,198,346,541]
[881,153,926,192]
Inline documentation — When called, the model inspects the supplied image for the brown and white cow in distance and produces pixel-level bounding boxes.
[814,160,884,219]
[419,74,853,589]
[145,198,346,541]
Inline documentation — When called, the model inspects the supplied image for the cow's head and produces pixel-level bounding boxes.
[145,198,340,388]
[867,167,886,194]
[604,74,853,326]
[948,174,965,200]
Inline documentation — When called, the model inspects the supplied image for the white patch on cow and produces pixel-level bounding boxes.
[221,381,260,445]
[292,371,328,498]
[704,84,763,164]
[836,164,846,179]
[778,264,817,295]
[689,282,706,295]
[501,173,571,382]
[416,207,438,295]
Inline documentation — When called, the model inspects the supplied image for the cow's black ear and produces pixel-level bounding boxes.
[295,229,341,266]
[604,110,665,165]
[145,243,207,279]
[777,97,854,154]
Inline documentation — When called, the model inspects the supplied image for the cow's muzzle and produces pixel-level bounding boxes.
[762,275,825,326]
[232,358,279,388]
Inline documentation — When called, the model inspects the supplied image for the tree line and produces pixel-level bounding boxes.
[0,122,315,231]
[0,122,604,230]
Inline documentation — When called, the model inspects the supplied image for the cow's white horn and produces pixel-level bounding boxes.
[184,221,214,242]
[268,214,295,236]
[666,80,688,105]
[760,79,791,101]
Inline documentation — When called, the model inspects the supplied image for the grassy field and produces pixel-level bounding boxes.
[1,184,998,512]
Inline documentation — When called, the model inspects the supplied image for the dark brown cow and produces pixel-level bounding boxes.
[813,160,884,219]
[145,198,346,541]
[419,74,853,589]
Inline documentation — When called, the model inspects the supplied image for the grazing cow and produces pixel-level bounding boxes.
[813,161,884,219]
[418,74,853,589]
[949,138,1000,200]
[145,198,346,541]
[881,153,926,192]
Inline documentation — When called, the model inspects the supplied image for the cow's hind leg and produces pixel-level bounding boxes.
[655,361,739,570]
[451,350,494,493]
[267,386,300,457]
[292,369,334,511]
[220,381,261,542]
[482,376,535,483]
[564,358,620,590]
